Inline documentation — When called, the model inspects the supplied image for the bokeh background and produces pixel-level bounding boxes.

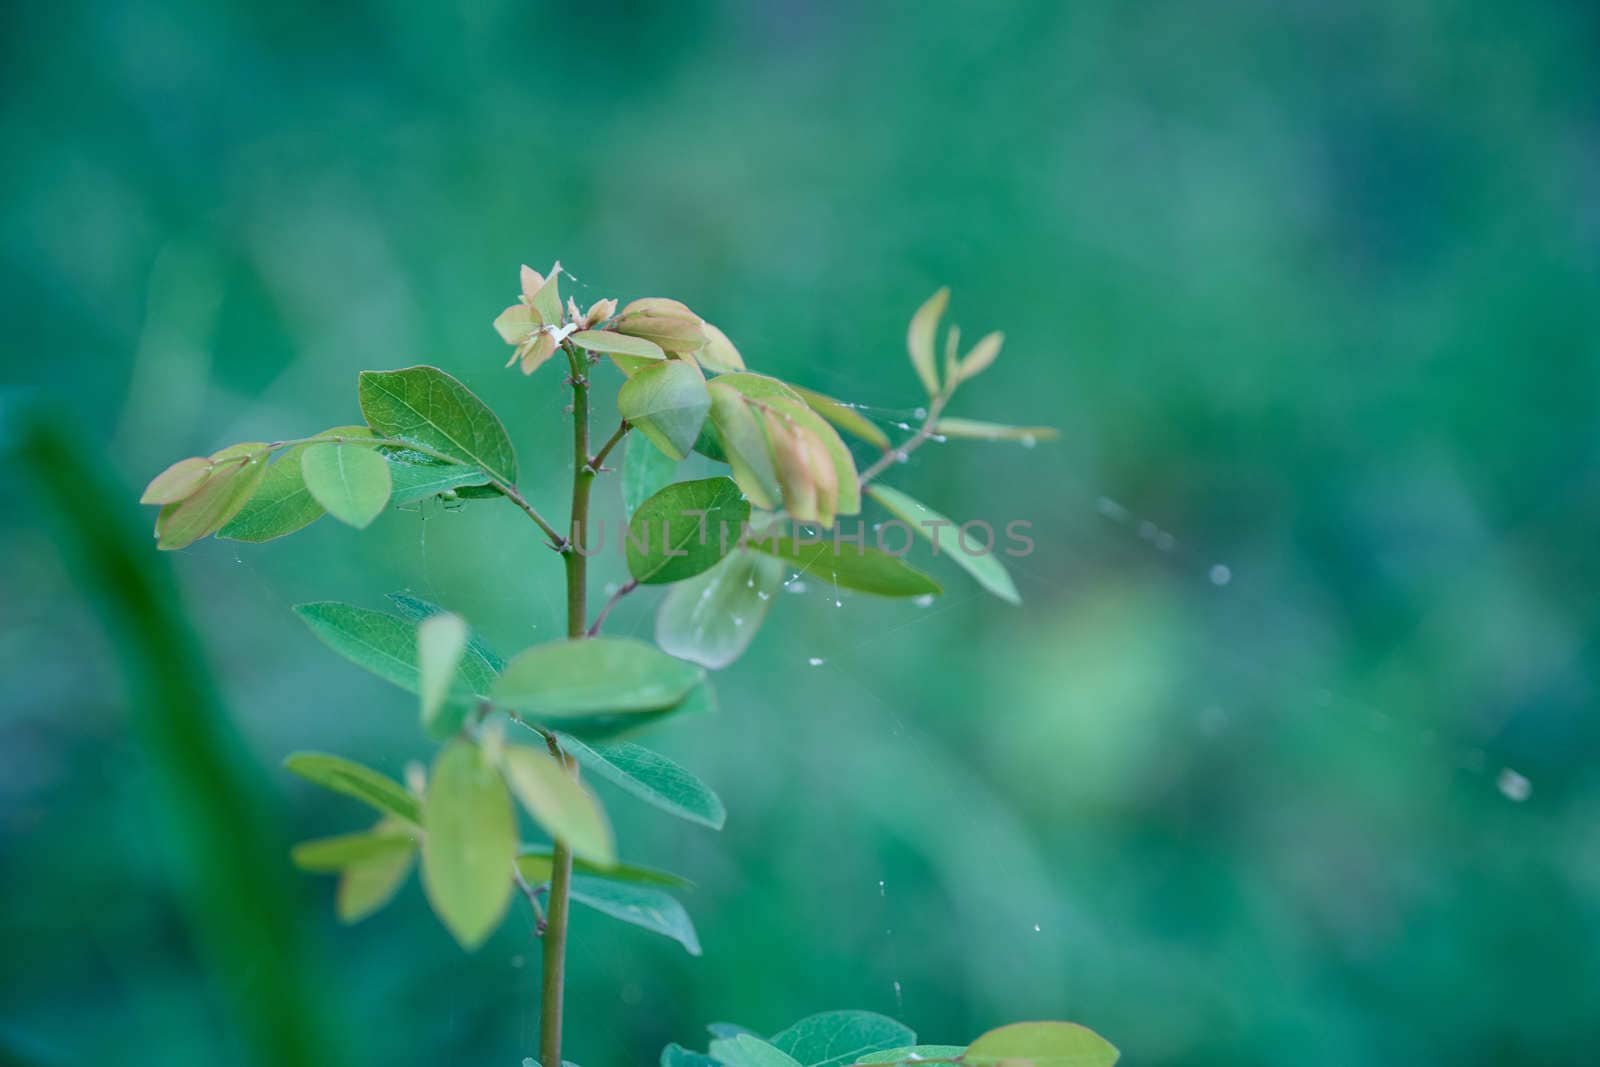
[5,1,1600,1064]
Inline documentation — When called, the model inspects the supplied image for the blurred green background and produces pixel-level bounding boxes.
[4,1,1599,1064]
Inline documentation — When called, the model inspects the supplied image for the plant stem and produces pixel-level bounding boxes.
[857,391,950,487]
[541,342,594,1067]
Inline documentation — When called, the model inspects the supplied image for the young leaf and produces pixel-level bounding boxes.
[930,417,1058,443]
[708,382,780,510]
[337,846,415,924]
[769,1011,915,1067]
[559,735,726,830]
[290,828,417,872]
[956,330,1003,383]
[569,876,701,956]
[906,287,949,397]
[697,322,745,374]
[790,385,890,450]
[571,328,667,374]
[623,435,679,518]
[655,550,784,670]
[626,477,751,585]
[748,536,942,598]
[218,444,326,542]
[358,365,518,485]
[301,441,392,529]
[294,602,496,699]
[141,456,214,504]
[491,637,703,721]
[528,262,562,325]
[866,484,1020,604]
[417,612,470,732]
[706,1035,801,1067]
[762,408,821,525]
[961,1022,1119,1066]
[618,359,711,461]
[283,752,421,826]
[765,396,859,518]
[710,372,804,402]
[155,442,271,550]
[516,847,692,890]
[852,1047,965,1063]
[499,745,616,868]
[422,740,517,950]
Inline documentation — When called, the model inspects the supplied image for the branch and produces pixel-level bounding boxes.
[586,578,639,636]
[589,420,631,472]
[857,392,950,487]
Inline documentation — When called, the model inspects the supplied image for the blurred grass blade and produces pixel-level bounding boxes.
[14,413,347,1067]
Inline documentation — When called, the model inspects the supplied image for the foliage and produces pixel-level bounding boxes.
[140,265,1095,1064]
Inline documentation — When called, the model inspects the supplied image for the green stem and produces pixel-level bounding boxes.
[542,342,594,1067]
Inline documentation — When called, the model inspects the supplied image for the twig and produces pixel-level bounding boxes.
[857,392,950,487]
[586,578,639,636]
[589,420,631,472]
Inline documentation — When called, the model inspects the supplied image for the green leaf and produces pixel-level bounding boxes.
[790,385,890,450]
[387,593,506,672]
[218,444,325,542]
[626,477,750,585]
[708,382,780,510]
[906,287,948,397]
[492,637,704,722]
[283,752,421,825]
[291,827,416,871]
[517,847,692,889]
[711,373,803,402]
[387,452,491,505]
[336,844,414,923]
[358,365,518,485]
[770,1012,915,1067]
[618,359,712,461]
[623,435,680,518]
[500,745,615,867]
[707,1035,801,1067]
[571,329,667,362]
[748,536,942,598]
[421,740,517,950]
[851,1046,964,1064]
[294,601,497,699]
[417,611,469,732]
[866,484,1020,604]
[709,1025,759,1040]
[560,735,725,830]
[694,419,728,463]
[962,1023,1119,1067]
[155,442,271,549]
[655,549,784,671]
[569,876,701,956]
[301,441,392,529]
[930,418,1058,444]
[661,1044,721,1067]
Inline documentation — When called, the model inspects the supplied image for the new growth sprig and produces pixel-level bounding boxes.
[141,263,1106,1067]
